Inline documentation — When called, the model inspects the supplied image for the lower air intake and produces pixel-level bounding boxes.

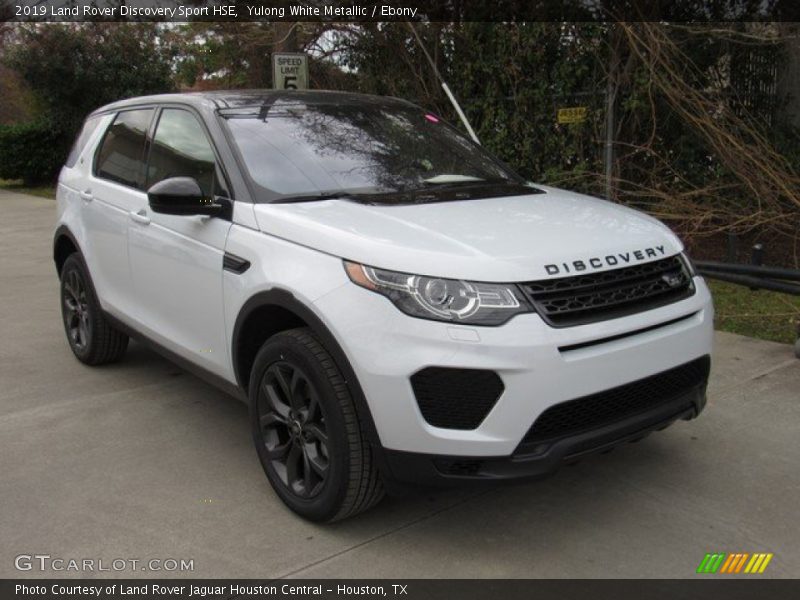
[521,356,710,445]
[411,367,504,430]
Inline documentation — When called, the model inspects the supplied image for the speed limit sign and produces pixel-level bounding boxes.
[272,53,309,90]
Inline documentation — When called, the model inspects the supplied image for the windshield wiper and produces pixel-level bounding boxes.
[273,192,358,204]
[422,174,485,185]
[421,176,514,187]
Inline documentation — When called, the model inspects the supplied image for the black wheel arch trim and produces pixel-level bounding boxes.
[232,289,385,453]
[53,224,83,274]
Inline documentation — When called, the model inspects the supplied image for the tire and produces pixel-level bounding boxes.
[60,253,129,365]
[249,327,384,521]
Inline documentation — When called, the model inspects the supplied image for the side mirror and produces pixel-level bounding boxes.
[147,177,222,216]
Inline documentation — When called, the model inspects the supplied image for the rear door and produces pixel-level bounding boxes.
[127,106,233,378]
[84,108,154,318]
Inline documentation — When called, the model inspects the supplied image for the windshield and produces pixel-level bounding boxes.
[221,98,526,203]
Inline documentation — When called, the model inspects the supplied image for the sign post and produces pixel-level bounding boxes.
[272,53,309,90]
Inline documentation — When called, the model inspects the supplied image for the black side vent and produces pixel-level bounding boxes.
[223,252,250,274]
[410,368,504,430]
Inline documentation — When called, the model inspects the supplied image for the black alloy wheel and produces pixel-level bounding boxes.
[257,361,330,498]
[62,266,91,352]
[249,328,384,521]
[59,253,128,365]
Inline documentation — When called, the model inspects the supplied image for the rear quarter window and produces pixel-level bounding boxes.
[65,116,102,168]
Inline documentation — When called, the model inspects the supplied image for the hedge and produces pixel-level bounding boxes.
[0,121,70,185]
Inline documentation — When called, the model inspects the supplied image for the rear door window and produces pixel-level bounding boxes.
[94,109,154,189]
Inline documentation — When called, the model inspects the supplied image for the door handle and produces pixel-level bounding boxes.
[129,209,151,225]
[80,190,93,203]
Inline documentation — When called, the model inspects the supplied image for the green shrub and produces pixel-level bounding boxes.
[0,122,69,185]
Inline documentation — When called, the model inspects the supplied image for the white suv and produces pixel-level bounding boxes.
[55,91,713,521]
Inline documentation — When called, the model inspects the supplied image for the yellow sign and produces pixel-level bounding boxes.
[557,107,588,124]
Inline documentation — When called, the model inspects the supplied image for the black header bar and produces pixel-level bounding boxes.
[2,579,800,600]
[4,0,800,23]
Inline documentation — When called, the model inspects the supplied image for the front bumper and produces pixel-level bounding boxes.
[383,368,707,486]
[314,276,714,459]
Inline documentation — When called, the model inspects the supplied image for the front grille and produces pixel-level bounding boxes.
[521,356,710,446]
[411,367,504,430]
[521,255,694,327]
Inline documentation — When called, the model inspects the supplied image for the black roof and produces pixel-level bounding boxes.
[91,89,416,116]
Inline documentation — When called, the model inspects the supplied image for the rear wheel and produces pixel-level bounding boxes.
[249,328,384,521]
[60,254,128,365]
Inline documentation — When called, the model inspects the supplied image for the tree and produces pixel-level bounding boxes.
[5,23,175,134]
[170,21,345,90]
[1,23,175,183]
[0,65,36,125]
[336,19,799,247]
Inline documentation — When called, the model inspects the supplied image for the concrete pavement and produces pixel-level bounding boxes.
[0,190,798,578]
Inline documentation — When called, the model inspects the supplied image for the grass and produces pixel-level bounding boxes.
[708,279,800,345]
[0,178,56,199]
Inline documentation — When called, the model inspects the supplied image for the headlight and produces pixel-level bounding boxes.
[680,252,698,277]
[344,261,531,326]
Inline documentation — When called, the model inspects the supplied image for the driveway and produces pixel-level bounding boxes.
[1,189,798,578]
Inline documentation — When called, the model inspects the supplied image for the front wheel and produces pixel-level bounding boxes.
[249,328,384,521]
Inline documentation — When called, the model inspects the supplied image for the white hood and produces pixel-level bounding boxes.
[253,185,684,282]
